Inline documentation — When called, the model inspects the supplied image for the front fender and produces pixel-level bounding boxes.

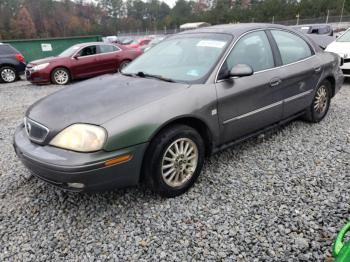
[102,84,219,151]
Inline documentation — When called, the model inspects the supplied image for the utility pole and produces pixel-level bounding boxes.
[272,16,275,24]
[340,0,345,23]
[326,9,329,24]
[296,13,300,25]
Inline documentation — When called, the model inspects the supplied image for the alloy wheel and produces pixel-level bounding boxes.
[54,69,69,85]
[314,85,328,113]
[1,68,16,83]
[161,138,199,188]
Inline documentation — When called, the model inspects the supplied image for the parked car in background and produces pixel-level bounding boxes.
[141,36,166,52]
[291,24,335,49]
[180,22,211,31]
[14,24,343,197]
[307,34,335,50]
[0,43,26,83]
[26,42,142,85]
[326,28,350,77]
[292,24,334,36]
[118,37,134,45]
[124,37,152,49]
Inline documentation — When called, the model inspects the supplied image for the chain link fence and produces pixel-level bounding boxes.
[117,15,350,37]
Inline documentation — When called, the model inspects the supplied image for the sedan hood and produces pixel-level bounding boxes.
[29,56,65,65]
[325,41,350,56]
[27,74,189,132]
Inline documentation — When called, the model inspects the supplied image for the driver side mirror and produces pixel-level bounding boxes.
[229,64,254,78]
[73,53,80,59]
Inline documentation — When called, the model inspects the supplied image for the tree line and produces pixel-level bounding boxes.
[0,0,349,40]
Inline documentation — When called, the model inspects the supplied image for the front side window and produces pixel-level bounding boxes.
[224,31,275,73]
[79,46,97,57]
[58,45,80,57]
[271,30,312,65]
[99,45,118,53]
[122,33,232,83]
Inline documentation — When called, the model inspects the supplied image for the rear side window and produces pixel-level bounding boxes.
[99,45,119,54]
[0,44,17,55]
[79,46,97,57]
[225,31,275,72]
[271,30,313,65]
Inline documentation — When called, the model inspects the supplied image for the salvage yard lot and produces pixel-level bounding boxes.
[0,78,349,261]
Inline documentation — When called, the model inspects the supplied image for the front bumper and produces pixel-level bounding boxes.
[14,124,148,191]
[25,68,51,84]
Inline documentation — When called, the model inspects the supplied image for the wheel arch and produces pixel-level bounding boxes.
[323,75,336,97]
[148,116,214,157]
[119,59,132,67]
[0,63,16,69]
[139,115,214,184]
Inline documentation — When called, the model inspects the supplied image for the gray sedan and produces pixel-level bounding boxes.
[14,24,344,197]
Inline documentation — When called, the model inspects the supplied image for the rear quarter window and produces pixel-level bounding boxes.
[0,45,17,55]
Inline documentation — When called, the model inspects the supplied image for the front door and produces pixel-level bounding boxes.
[215,30,283,144]
[70,45,100,78]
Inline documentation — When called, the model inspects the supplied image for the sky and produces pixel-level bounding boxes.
[162,0,176,7]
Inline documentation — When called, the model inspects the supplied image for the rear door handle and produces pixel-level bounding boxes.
[314,66,322,73]
[270,78,282,87]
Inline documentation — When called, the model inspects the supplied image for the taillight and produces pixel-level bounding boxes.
[15,53,25,63]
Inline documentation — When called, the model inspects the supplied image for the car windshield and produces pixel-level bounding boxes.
[122,34,232,83]
[58,45,81,57]
[337,30,350,42]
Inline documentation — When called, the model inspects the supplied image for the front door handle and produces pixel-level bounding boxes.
[270,78,282,87]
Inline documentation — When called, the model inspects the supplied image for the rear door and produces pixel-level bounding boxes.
[97,44,121,73]
[269,29,323,118]
[215,30,283,144]
[70,45,100,78]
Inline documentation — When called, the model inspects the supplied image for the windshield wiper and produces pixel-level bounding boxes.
[136,71,176,83]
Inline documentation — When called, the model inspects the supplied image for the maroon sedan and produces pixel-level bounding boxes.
[26,42,142,85]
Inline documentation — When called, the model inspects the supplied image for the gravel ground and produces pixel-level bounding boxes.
[0,79,349,261]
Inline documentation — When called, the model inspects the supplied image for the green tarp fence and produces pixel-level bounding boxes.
[2,35,102,63]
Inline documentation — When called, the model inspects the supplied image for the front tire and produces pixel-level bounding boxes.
[143,125,205,197]
[0,66,17,83]
[51,67,70,85]
[303,80,331,123]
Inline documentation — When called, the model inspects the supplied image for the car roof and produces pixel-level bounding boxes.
[73,42,113,48]
[179,23,291,36]
[176,23,320,52]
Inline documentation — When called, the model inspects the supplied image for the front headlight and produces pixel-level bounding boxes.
[49,124,107,152]
[32,63,50,71]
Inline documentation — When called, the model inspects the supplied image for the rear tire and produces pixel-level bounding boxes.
[118,60,131,72]
[143,124,205,197]
[303,80,331,123]
[51,67,70,85]
[0,66,17,83]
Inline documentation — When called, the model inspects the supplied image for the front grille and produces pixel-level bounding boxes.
[24,117,49,143]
